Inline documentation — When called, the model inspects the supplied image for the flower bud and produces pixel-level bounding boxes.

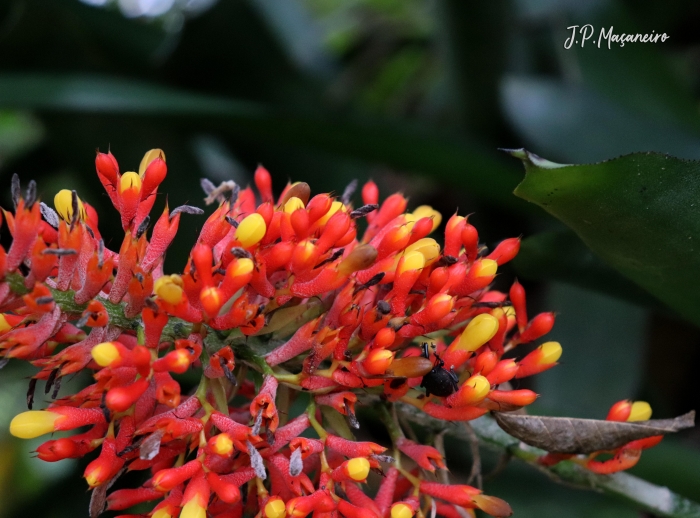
[153,348,193,374]
[452,314,499,353]
[152,459,202,492]
[397,251,425,275]
[105,378,150,412]
[119,171,142,194]
[284,196,305,214]
[91,341,134,368]
[265,497,287,518]
[486,238,520,266]
[444,215,466,257]
[306,194,333,223]
[317,200,345,226]
[515,341,562,378]
[347,457,371,481]
[139,148,166,175]
[487,388,538,408]
[36,437,79,462]
[236,213,267,248]
[628,401,652,422]
[362,349,395,375]
[362,180,379,205]
[486,359,518,385]
[154,274,185,305]
[200,286,223,317]
[338,244,377,275]
[391,503,415,518]
[606,400,632,422]
[446,375,490,407]
[208,433,234,456]
[206,471,241,504]
[10,410,62,439]
[254,165,273,201]
[412,205,442,232]
[54,189,87,222]
[517,312,556,344]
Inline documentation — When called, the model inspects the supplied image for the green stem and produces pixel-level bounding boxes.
[306,401,327,439]
[377,403,405,445]
[397,404,700,518]
[210,378,229,414]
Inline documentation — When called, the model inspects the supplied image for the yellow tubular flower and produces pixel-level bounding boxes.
[455,314,500,352]
[397,251,425,275]
[91,342,121,367]
[154,275,185,305]
[235,213,267,248]
[412,205,443,232]
[139,148,166,176]
[283,196,305,214]
[317,200,345,225]
[538,341,563,365]
[119,172,142,194]
[54,189,87,222]
[10,410,62,439]
[230,258,254,277]
[0,314,12,333]
[473,259,498,278]
[264,498,287,518]
[405,238,441,264]
[180,499,206,518]
[346,457,370,481]
[628,401,652,422]
[211,434,234,456]
[465,375,491,400]
[391,503,414,518]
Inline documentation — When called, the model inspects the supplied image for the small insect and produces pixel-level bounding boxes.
[419,342,459,397]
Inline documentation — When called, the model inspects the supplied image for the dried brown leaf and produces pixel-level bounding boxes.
[493,411,695,454]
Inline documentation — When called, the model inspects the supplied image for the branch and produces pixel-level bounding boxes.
[397,404,700,518]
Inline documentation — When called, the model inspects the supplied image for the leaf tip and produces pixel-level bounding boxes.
[500,148,570,171]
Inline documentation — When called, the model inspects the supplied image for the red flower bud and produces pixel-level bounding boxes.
[396,438,446,471]
[486,237,520,266]
[105,378,150,413]
[255,165,274,202]
[152,459,202,492]
[207,471,241,504]
[516,312,556,344]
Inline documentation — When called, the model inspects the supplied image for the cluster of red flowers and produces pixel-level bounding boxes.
[0,148,655,518]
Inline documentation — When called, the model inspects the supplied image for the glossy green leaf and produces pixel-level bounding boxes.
[512,149,700,327]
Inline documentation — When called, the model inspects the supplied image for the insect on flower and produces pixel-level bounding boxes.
[419,342,459,397]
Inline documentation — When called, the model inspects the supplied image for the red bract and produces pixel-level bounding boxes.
[1,148,651,518]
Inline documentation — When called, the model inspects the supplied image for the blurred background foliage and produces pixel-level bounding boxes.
[1,0,700,516]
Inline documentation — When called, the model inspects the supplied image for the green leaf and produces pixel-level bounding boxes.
[511,149,700,327]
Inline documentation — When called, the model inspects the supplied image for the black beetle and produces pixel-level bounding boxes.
[419,343,459,397]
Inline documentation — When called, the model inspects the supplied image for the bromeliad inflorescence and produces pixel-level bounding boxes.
[1,148,659,518]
